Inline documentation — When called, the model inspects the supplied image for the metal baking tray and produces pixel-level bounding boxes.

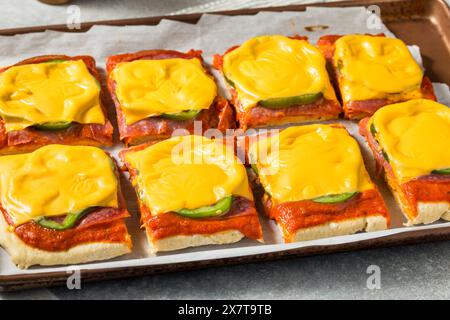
[0,0,449,291]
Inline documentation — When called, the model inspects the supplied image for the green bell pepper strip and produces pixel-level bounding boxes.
[372,123,448,174]
[259,92,323,109]
[34,121,72,131]
[370,123,389,163]
[34,58,98,130]
[224,75,235,88]
[160,110,202,121]
[175,196,233,218]
[336,60,344,75]
[432,168,450,175]
[34,207,97,231]
[312,192,358,204]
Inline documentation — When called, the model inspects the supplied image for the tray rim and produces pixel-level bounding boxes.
[1,0,450,292]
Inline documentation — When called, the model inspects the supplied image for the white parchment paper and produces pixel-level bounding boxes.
[1,7,450,276]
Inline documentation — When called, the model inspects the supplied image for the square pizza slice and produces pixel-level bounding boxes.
[317,34,436,119]
[213,35,342,130]
[248,124,389,242]
[0,144,131,268]
[120,135,263,253]
[0,55,114,155]
[360,99,450,225]
[107,50,235,146]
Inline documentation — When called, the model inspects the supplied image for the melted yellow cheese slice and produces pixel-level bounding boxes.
[368,99,450,183]
[248,125,374,204]
[112,58,217,125]
[222,35,336,110]
[0,144,118,226]
[125,135,252,215]
[0,60,105,133]
[334,35,423,102]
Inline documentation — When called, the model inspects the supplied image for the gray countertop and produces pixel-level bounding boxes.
[0,0,337,29]
[1,0,450,300]
[3,241,450,299]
